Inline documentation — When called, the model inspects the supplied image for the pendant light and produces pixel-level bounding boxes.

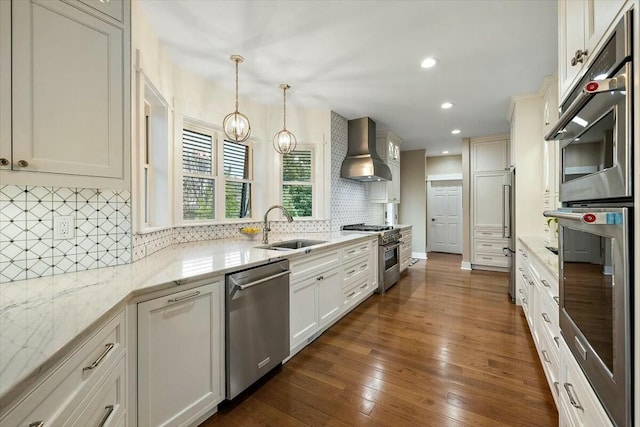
[273,84,297,154]
[223,55,251,142]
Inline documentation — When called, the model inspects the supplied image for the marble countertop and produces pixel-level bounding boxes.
[0,231,373,405]
[518,235,559,278]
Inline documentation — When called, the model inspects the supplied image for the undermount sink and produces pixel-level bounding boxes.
[256,239,327,251]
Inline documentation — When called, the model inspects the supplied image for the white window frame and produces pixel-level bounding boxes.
[281,145,315,219]
[180,122,218,224]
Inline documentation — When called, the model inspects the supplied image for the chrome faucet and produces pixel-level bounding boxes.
[263,205,294,244]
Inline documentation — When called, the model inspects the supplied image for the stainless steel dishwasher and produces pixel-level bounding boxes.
[225,260,290,399]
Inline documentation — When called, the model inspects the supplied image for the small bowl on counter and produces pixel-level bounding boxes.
[239,227,261,241]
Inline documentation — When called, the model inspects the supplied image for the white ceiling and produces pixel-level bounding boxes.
[138,0,557,156]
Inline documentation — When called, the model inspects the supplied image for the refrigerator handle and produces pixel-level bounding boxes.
[502,184,512,238]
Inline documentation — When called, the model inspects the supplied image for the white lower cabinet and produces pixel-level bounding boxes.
[0,310,127,427]
[399,228,412,273]
[137,279,224,427]
[289,238,378,357]
[518,239,613,427]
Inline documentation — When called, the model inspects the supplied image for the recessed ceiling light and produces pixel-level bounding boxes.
[421,57,438,69]
[442,150,449,154]
[451,129,461,135]
[441,102,453,109]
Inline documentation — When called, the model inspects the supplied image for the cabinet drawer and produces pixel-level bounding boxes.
[473,252,508,267]
[474,228,503,238]
[290,249,340,282]
[342,255,369,286]
[1,310,126,426]
[560,339,614,427]
[67,355,126,427]
[342,240,371,263]
[474,239,507,254]
[343,276,369,310]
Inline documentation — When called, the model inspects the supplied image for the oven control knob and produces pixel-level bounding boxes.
[583,213,596,223]
[585,82,599,93]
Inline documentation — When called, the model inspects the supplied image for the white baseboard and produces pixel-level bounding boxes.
[460,261,472,270]
[412,252,427,259]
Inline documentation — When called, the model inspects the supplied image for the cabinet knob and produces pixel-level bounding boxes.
[0,157,8,166]
[570,49,588,66]
[16,160,29,168]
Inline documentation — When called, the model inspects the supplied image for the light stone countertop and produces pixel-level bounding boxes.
[518,235,559,278]
[0,231,374,406]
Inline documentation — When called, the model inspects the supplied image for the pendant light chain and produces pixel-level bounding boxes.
[282,85,288,130]
[234,58,239,113]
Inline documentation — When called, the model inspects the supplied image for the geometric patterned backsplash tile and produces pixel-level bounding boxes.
[0,185,131,282]
[329,111,384,232]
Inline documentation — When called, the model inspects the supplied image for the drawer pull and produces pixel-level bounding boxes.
[541,279,550,288]
[553,381,559,394]
[481,232,492,235]
[360,264,367,269]
[481,257,492,260]
[347,269,356,275]
[522,253,528,258]
[168,291,201,303]
[518,268,524,272]
[522,297,527,304]
[0,158,9,166]
[83,343,115,372]
[554,336,560,347]
[98,405,115,427]
[29,422,44,427]
[528,280,535,287]
[481,244,492,247]
[316,275,324,281]
[346,249,356,254]
[359,283,368,289]
[541,313,551,323]
[347,291,356,298]
[542,349,551,363]
[553,296,559,305]
[563,383,582,410]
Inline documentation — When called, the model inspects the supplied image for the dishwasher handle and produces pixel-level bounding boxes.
[233,270,291,291]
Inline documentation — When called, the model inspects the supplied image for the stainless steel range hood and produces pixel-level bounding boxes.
[340,117,392,182]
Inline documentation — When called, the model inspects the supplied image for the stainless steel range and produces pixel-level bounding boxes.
[341,224,402,293]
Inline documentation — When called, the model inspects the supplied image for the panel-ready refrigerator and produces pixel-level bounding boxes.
[502,167,516,303]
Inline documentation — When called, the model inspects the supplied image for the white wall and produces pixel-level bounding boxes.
[399,150,426,256]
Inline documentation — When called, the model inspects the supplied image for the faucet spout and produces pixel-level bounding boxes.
[262,205,294,244]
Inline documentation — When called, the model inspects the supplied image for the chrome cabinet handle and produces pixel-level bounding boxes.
[346,270,355,275]
[360,264,367,269]
[98,405,114,427]
[564,383,582,409]
[347,291,356,298]
[346,249,356,254]
[16,160,29,167]
[359,283,367,289]
[554,336,560,347]
[542,350,551,363]
[553,381,559,395]
[316,275,324,281]
[522,297,527,304]
[83,343,114,372]
[29,422,44,427]
[553,296,560,305]
[541,279,550,288]
[168,291,200,303]
[542,313,551,323]
[0,158,9,166]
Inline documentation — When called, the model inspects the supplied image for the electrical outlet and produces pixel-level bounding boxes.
[54,215,75,240]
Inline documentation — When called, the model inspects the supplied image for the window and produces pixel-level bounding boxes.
[282,149,313,217]
[223,140,252,219]
[182,127,216,220]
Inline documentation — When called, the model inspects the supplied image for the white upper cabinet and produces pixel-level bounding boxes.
[558,0,628,100]
[1,0,130,189]
[471,137,509,172]
[369,131,402,204]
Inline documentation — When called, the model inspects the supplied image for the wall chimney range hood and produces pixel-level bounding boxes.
[340,117,392,182]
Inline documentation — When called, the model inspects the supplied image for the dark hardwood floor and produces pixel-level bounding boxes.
[202,252,558,426]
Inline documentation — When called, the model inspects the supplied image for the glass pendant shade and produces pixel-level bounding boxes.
[273,84,297,154]
[223,55,251,143]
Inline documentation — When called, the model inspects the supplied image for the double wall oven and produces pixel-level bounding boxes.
[544,10,633,427]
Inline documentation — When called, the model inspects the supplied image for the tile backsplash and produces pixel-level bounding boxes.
[1,111,383,281]
[0,185,132,282]
[330,112,384,231]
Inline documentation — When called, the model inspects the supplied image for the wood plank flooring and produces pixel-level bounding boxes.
[202,252,558,426]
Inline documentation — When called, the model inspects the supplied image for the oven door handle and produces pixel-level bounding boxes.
[544,73,626,141]
[543,210,584,222]
[383,242,401,252]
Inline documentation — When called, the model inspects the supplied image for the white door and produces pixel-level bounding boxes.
[428,180,462,254]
